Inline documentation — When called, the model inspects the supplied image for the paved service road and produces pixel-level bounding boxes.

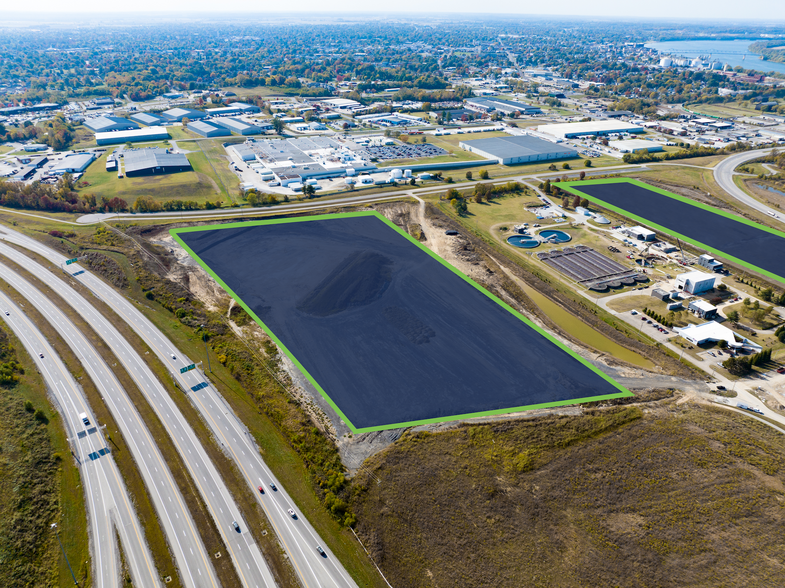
[0,285,160,588]
[0,240,275,588]
[713,147,784,223]
[0,229,361,586]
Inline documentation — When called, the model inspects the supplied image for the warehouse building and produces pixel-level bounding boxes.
[187,120,231,137]
[688,299,718,319]
[622,226,656,241]
[610,139,664,154]
[84,116,139,133]
[206,102,261,116]
[678,322,761,351]
[130,112,165,126]
[676,270,716,295]
[465,97,542,116]
[538,120,644,139]
[459,134,577,165]
[230,144,257,162]
[162,108,208,123]
[211,118,262,135]
[95,126,170,146]
[50,153,95,175]
[697,254,724,273]
[123,148,191,177]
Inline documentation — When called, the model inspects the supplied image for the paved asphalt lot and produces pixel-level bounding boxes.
[575,181,785,282]
[177,214,629,431]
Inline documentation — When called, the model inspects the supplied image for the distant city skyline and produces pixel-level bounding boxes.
[3,2,785,22]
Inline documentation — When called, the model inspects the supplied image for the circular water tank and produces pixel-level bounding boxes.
[403,169,412,178]
[660,57,672,67]
[390,169,403,179]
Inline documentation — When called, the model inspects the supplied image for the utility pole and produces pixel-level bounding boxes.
[200,324,212,373]
[52,524,78,585]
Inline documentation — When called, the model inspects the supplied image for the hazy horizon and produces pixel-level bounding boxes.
[1,6,784,23]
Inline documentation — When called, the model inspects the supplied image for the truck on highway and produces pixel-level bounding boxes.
[79,412,90,426]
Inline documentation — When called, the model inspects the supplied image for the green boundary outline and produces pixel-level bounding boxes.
[170,210,632,434]
[556,177,785,287]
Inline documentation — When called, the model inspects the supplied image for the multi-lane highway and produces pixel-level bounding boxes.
[0,259,222,587]
[0,238,276,588]
[0,222,360,587]
[713,147,784,223]
[0,285,160,588]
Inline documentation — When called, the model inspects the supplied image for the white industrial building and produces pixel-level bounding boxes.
[697,254,724,272]
[538,120,644,139]
[688,299,718,319]
[187,120,230,137]
[459,135,577,165]
[84,116,139,133]
[205,102,261,116]
[49,153,95,175]
[622,226,656,241]
[678,321,761,351]
[95,126,170,146]
[676,271,716,295]
[610,139,664,154]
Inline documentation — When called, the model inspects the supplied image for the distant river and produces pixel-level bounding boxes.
[646,39,785,76]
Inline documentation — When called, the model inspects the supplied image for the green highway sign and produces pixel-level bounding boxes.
[65,257,79,265]
[179,363,196,374]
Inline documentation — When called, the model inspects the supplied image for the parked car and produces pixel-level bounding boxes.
[717,385,726,391]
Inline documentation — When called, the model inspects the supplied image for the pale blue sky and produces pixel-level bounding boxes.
[2,1,785,21]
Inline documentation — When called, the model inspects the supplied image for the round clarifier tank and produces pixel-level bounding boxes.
[538,229,572,243]
[506,235,540,248]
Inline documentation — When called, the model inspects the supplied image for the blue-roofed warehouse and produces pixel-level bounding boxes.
[187,120,231,137]
[130,112,165,126]
[459,134,577,165]
[84,116,139,133]
[211,118,261,135]
[206,102,261,117]
[162,108,208,123]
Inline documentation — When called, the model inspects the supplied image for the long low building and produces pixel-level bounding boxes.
[205,102,261,116]
[610,139,664,154]
[123,148,191,177]
[84,115,139,133]
[162,107,208,123]
[95,126,170,146]
[465,97,542,116]
[538,120,644,139]
[130,112,165,126]
[459,134,577,165]
[187,120,231,137]
[211,118,262,135]
[50,153,95,175]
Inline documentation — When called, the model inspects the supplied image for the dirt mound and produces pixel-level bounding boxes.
[297,250,393,317]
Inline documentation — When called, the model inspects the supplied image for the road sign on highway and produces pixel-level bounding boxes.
[179,363,195,374]
[65,257,79,265]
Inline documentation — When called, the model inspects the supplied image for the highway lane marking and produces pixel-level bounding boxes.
[7,239,287,588]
